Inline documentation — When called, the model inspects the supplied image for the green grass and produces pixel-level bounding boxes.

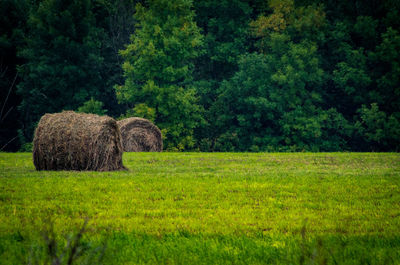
[0,152,399,264]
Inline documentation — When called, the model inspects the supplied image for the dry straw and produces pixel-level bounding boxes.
[33,111,125,171]
[117,117,163,152]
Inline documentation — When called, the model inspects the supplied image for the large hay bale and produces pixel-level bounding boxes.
[117,117,163,152]
[33,111,125,171]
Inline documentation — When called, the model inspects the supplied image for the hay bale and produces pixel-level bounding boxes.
[33,111,125,171]
[117,117,163,152]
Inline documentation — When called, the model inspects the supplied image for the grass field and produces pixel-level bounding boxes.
[0,152,399,264]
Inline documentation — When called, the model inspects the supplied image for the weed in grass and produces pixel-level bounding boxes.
[24,218,107,265]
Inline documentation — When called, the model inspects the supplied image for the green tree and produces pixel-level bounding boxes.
[193,0,253,82]
[371,27,400,114]
[355,103,400,151]
[116,0,203,150]
[331,47,372,116]
[17,0,106,144]
[0,0,30,151]
[213,46,349,151]
[210,0,351,151]
[91,0,138,117]
[192,0,254,150]
[77,97,107,115]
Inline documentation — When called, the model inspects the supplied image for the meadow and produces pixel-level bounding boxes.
[0,152,399,264]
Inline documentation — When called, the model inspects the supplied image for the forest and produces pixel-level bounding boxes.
[1,0,399,152]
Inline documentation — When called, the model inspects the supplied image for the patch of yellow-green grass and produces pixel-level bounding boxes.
[0,152,399,264]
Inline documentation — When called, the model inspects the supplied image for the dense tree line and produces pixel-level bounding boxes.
[1,0,399,152]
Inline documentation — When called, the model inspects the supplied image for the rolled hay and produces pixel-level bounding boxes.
[117,117,163,152]
[33,111,125,171]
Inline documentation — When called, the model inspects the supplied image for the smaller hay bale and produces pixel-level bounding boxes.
[117,117,163,152]
[33,111,125,171]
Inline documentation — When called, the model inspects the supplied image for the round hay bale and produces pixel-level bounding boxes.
[33,111,125,171]
[117,117,163,152]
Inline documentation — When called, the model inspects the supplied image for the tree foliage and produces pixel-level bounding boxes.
[77,97,107,115]
[16,0,106,143]
[0,0,29,151]
[116,0,203,150]
[1,0,399,151]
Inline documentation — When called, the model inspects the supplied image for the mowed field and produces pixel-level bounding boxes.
[0,152,399,264]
